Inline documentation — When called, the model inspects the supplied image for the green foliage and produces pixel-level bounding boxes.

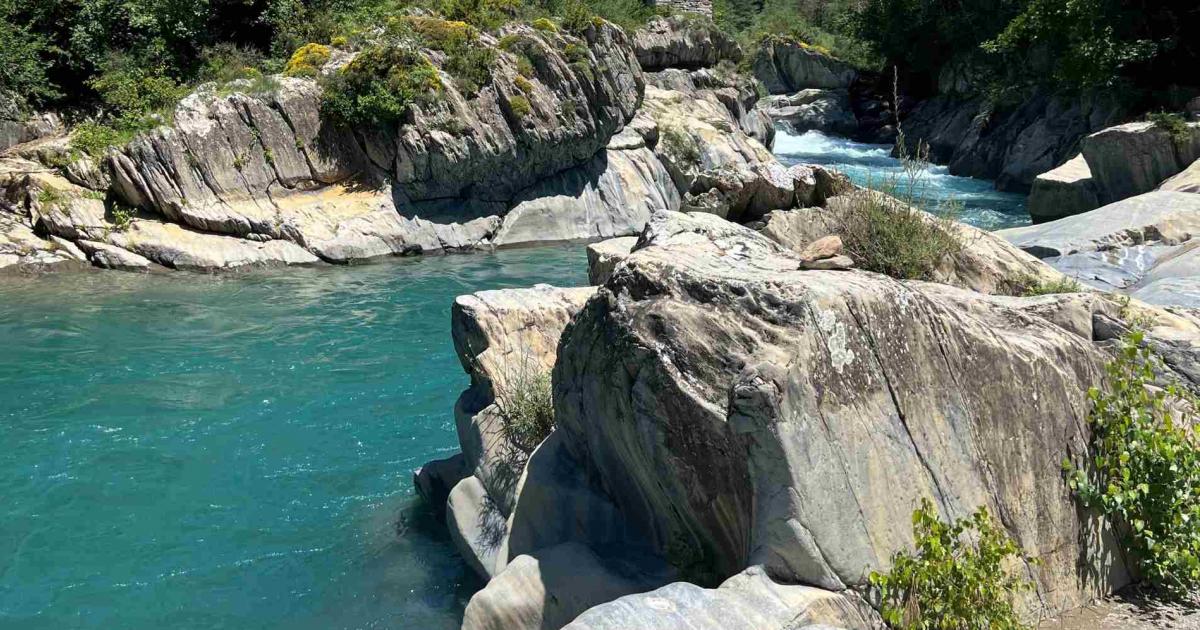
[984,0,1159,89]
[283,43,332,78]
[509,94,531,118]
[1148,112,1191,145]
[530,17,557,32]
[1065,332,1200,592]
[831,139,962,281]
[492,357,554,454]
[743,0,879,70]
[0,5,60,106]
[110,205,135,232]
[1016,275,1084,297]
[70,121,130,157]
[440,0,522,31]
[89,56,187,119]
[513,75,532,93]
[199,43,267,84]
[869,498,1034,629]
[660,122,699,163]
[321,44,442,127]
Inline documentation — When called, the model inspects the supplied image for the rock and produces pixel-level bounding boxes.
[447,475,509,580]
[631,15,742,71]
[900,90,1127,191]
[563,566,879,630]
[462,542,668,630]
[998,191,1200,258]
[801,254,853,270]
[1027,154,1100,222]
[586,236,638,285]
[76,240,154,271]
[451,285,597,515]
[752,38,856,94]
[413,452,468,516]
[759,207,836,249]
[0,91,62,152]
[493,146,679,247]
[762,89,857,136]
[797,234,842,261]
[646,68,775,147]
[1129,240,1200,308]
[0,210,87,271]
[1159,158,1200,193]
[552,211,1131,619]
[1082,121,1200,204]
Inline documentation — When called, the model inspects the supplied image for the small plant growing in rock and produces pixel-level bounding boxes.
[531,17,558,32]
[1065,331,1200,592]
[1148,111,1191,145]
[869,498,1034,629]
[110,206,135,232]
[509,94,532,119]
[70,122,124,158]
[513,75,532,94]
[660,123,700,164]
[492,356,554,453]
[831,137,962,281]
[1013,274,1085,297]
[284,43,332,78]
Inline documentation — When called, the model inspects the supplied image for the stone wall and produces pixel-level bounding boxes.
[652,0,712,17]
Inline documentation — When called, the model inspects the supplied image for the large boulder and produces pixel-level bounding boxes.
[761,89,857,136]
[430,284,595,579]
[1082,121,1200,204]
[1026,153,1100,222]
[552,211,1132,620]
[646,68,774,147]
[631,15,742,71]
[586,236,638,285]
[752,38,856,94]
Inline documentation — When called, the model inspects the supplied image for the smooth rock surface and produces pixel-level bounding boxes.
[553,211,1131,620]
[1159,158,1200,193]
[563,566,879,630]
[1082,121,1200,204]
[1027,154,1100,222]
[999,191,1200,257]
[752,39,855,94]
[586,236,638,285]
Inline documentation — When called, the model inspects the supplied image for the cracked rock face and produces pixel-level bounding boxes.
[552,211,1134,621]
[631,15,742,72]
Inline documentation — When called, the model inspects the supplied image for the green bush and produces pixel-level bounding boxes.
[399,17,496,95]
[869,499,1034,629]
[284,43,333,78]
[509,94,532,118]
[0,11,60,106]
[1065,332,1200,592]
[1016,275,1084,297]
[493,358,554,453]
[89,56,187,119]
[1148,111,1191,145]
[830,138,962,281]
[199,43,267,84]
[70,122,127,158]
[513,75,532,93]
[440,0,522,31]
[320,45,442,127]
[531,17,557,32]
[660,122,699,163]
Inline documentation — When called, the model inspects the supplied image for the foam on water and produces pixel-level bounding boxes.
[773,130,1030,231]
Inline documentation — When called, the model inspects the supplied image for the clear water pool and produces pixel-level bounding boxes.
[773,130,1031,231]
[0,246,587,630]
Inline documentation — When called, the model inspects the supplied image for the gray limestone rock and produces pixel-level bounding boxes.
[632,15,742,71]
[1027,154,1100,222]
[752,39,856,94]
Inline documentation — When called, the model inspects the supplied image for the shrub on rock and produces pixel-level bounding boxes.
[283,43,332,78]
[320,45,442,126]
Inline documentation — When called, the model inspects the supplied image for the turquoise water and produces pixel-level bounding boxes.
[0,246,587,630]
[773,130,1031,231]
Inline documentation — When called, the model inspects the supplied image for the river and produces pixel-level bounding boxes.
[0,131,1028,630]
